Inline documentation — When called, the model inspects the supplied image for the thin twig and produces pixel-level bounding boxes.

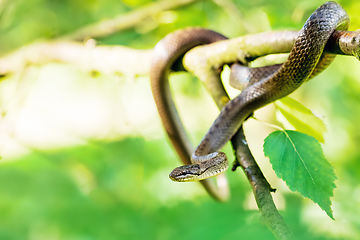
[62,0,200,41]
[211,0,254,33]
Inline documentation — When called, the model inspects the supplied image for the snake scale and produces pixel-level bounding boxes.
[150,2,349,189]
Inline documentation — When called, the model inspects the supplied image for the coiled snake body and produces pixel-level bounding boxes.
[150,2,349,187]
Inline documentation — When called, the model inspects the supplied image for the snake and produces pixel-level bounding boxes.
[150,28,230,200]
[150,2,349,186]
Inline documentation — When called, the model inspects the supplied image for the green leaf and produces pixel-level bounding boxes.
[263,130,336,219]
[274,97,326,143]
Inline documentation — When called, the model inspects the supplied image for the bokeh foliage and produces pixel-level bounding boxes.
[0,0,360,239]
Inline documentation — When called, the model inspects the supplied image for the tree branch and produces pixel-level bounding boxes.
[183,30,360,73]
[0,41,152,76]
[194,68,293,239]
[231,129,293,240]
[0,30,358,78]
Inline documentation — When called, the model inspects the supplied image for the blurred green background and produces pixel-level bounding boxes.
[0,0,360,239]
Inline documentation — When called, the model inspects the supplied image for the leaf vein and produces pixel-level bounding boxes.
[283,131,318,196]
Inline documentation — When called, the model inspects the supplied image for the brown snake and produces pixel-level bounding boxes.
[150,2,350,199]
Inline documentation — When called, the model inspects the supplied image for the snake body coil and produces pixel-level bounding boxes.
[150,29,230,199]
[150,2,349,186]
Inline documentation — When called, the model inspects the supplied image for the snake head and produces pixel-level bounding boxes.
[169,164,201,182]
